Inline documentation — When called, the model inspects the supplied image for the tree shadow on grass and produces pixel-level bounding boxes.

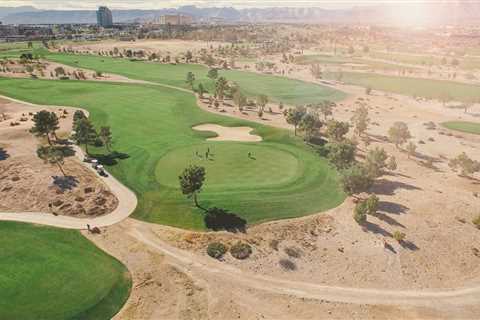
[52,175,79,191]
[204,207,247,233]
[89,151,130,166]
[370,179,422,196]
[0,148,9,161]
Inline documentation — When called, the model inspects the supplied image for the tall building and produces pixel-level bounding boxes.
[97,6,113,28]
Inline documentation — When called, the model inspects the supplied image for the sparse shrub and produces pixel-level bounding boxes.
[365,194,379,216]
[269,239,280,251]
[473,215,480,229]
[387,156,397,171]
[354,202,368,225]
[393,231,406,242]
[284,246,302,259]
[230,242,252,260]
[207,242,227,259]
[279,259,297,271]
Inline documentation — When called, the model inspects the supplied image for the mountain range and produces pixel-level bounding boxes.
[1,3,480,26]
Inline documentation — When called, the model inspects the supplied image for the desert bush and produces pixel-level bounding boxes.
[279,259,297,271]
[207,242,227,259]
[473,215,480,229]
[269,239,280,251]
[365,194,379,216]
[354,202,368,225]
[284,246,302,259]
[230,242,252,260]
[393,231,406,242]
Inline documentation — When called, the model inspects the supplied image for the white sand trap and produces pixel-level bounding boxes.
[193,124,262,142]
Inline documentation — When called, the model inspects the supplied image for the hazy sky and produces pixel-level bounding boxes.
[0,0,454,10]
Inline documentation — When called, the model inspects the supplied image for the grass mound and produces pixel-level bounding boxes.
[0,222,131,320]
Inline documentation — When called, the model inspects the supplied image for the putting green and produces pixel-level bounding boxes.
[442,121,480,135]
[0,222,131,320]
[155,143,300,190]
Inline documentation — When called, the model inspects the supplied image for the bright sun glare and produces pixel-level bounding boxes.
[388,2,430,27]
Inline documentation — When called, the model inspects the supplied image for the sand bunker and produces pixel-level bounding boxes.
[192,124,262,142]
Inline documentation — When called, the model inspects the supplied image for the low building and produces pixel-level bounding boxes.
[157,14,193,25]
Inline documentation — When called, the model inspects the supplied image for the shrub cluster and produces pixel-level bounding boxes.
[206,242,227,259]
[230,242,252,260]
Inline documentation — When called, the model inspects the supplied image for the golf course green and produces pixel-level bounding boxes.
[0,75,345,230]
[0,222,131,320]
[442,121,480,135]
[324,71,480,103]
[40,52,347,105]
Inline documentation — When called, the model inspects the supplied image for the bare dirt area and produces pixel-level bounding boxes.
[88,219,459,320]
[0,59,145,84]
[0,97,118,217]
[63,39,228,57]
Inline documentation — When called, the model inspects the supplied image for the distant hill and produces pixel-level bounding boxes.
[0,6,38,21]
[2,3,480,26]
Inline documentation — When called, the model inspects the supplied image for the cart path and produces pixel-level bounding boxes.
[0,95,137,230]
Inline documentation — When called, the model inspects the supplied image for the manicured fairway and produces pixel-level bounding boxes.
[0,222,131,320]
[42,52,347,105]
[442,121,480,135]
[325,71,480,103]
[0,77,345,230]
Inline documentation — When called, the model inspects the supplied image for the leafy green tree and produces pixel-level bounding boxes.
[299,112,321,141]
[197,83,206,98]
[207,68,219,80]
[179,165,206,208]
[37,145,65,176]
[256,94,269,112]
[283,106,307,136]
[326,140,356,170]
[30,110,59,145]
[388,122,411,148]
[233,90,247,111]
[326,120,350,142]
[185,50,193,62]
[340,164,373,195]
[318,100,336,120]
[215,77,228,101]
[72,118,97,154]
[449,152,480,177]
[186,72,196,89]
[351,105,370,136]
[365,147,388,178]
[99,126,113,153]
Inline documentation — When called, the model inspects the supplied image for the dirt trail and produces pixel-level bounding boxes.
[127,220,480,309]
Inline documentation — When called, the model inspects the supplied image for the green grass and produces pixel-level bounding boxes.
[324,71,480,103]
[442,121,480,135]
[0,222,131,320]
[41,52,346,105]
[0,77,345,230]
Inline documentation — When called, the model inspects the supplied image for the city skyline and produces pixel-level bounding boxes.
[0,0,463,10]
